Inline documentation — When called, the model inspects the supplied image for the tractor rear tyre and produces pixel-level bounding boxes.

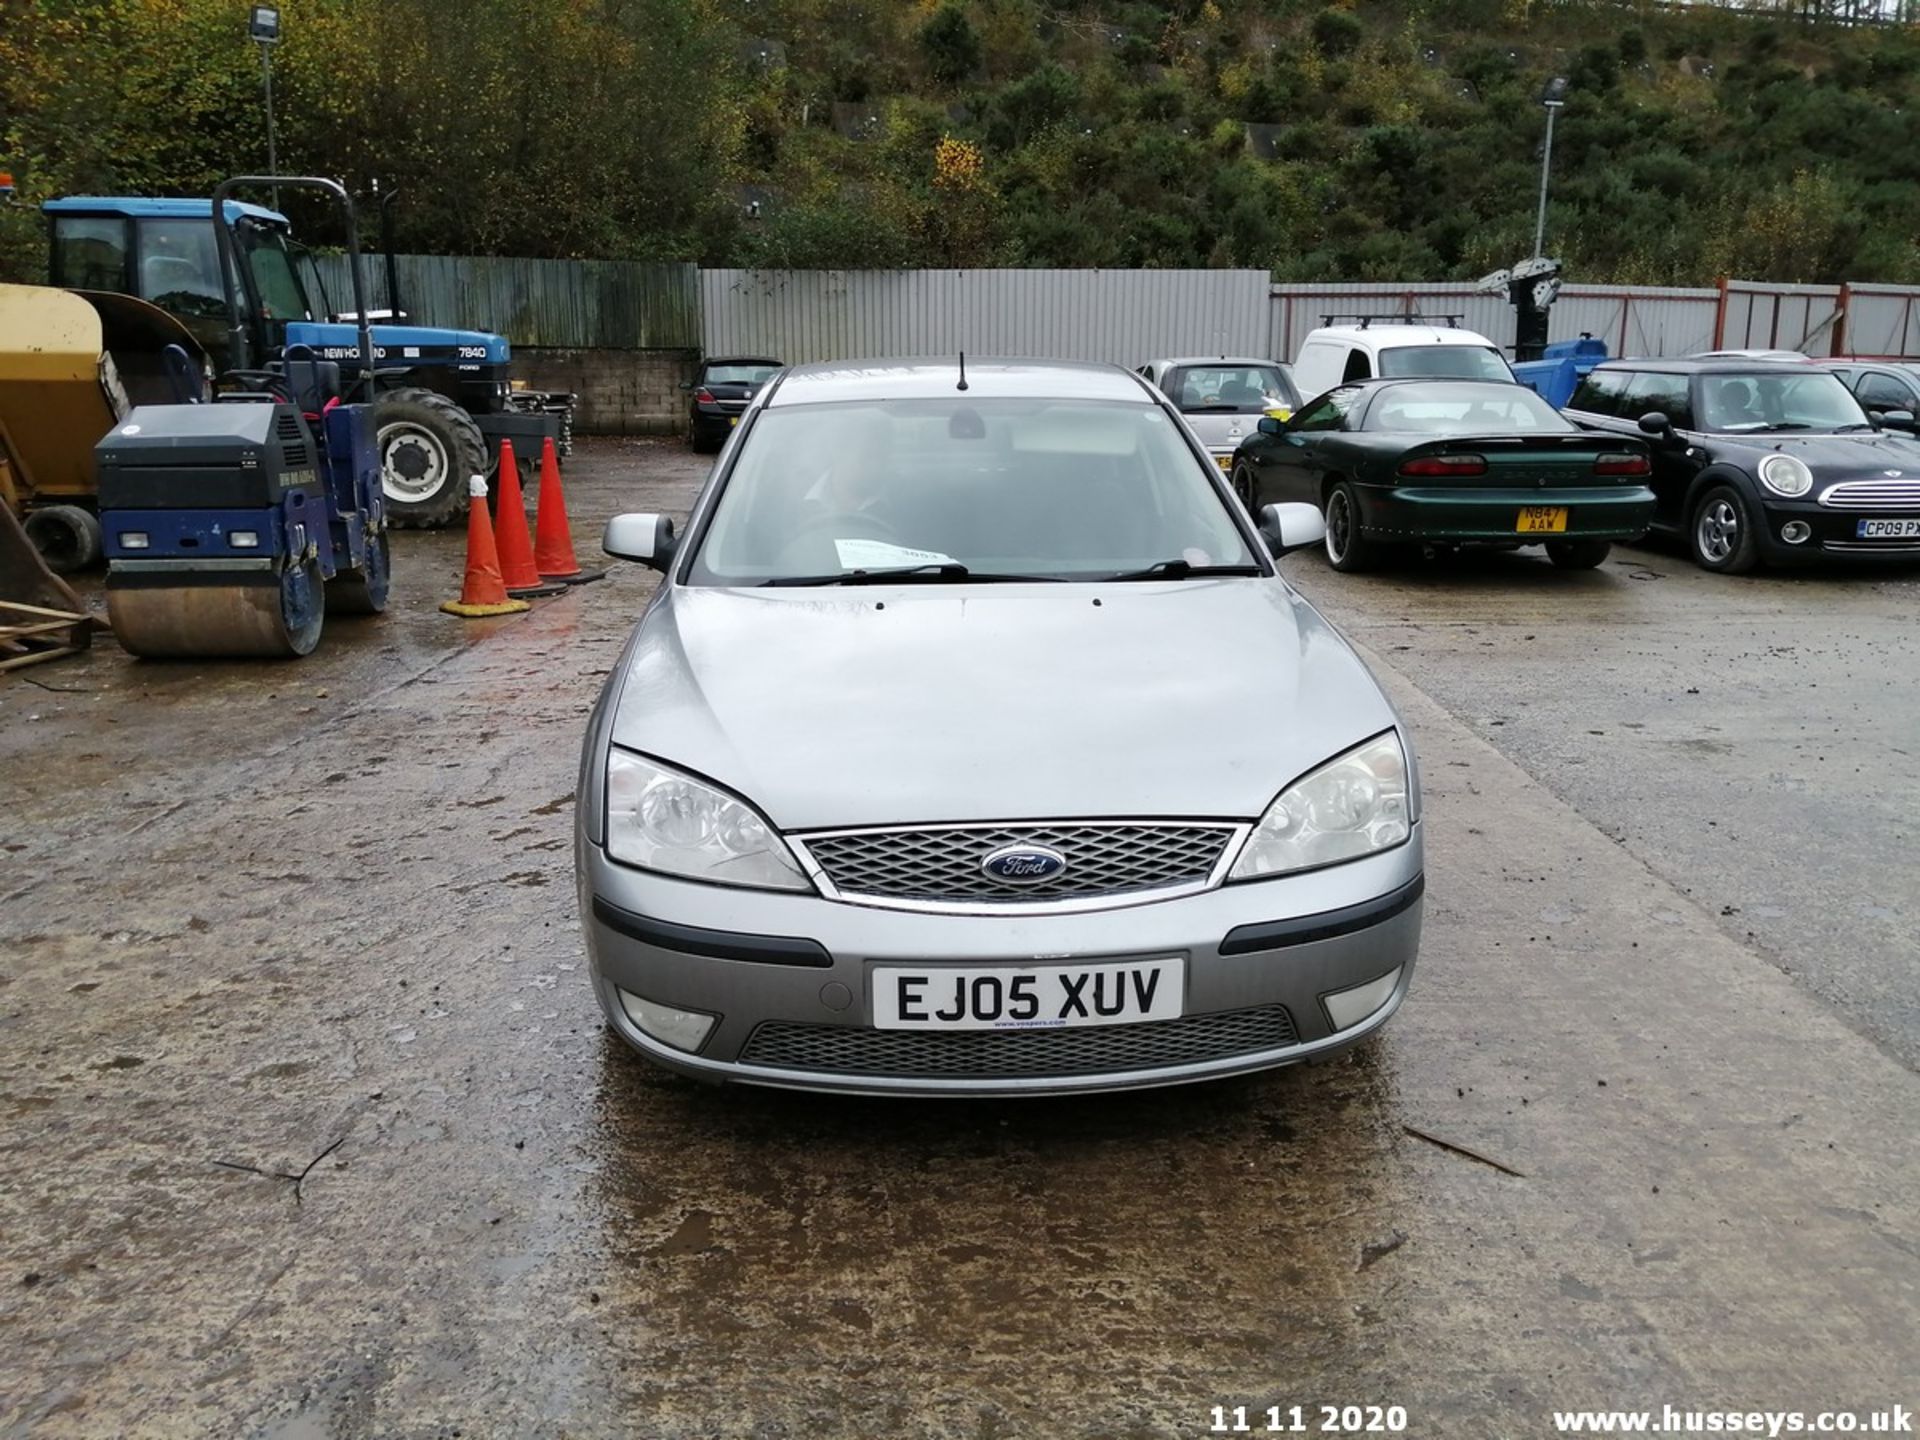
[25,505,104,575]
[375,389,487,530]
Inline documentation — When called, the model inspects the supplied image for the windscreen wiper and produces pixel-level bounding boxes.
[1103,559,1264,582]
[761,563,1063,586]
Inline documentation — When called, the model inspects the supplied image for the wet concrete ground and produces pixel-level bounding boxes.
[2,440,1915,1438]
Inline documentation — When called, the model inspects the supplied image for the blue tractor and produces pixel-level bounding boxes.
[44,185,572,528]
[96,177,389,658]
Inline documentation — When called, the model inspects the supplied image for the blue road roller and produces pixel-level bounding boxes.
[97,177,390,658]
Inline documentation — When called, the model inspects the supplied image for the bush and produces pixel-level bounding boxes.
[988,62,1081,148]
[1310,10,1363,59]
[920,4,983,86]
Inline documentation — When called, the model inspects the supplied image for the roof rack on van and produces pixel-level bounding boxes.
[1318,313,1464,329]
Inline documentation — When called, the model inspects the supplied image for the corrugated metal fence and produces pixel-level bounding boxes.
[1267,281,1723,361]
[307,256,1920,363]
[312,254,699,349]
[698,268,1272,365]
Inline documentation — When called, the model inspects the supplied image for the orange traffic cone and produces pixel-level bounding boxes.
[493,440,565,598]
[440,475,531,618]
[534,436,605,585]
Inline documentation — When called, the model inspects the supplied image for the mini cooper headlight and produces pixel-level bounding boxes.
[1230,731,1413,880]
[1758,453,1813,498]
[605,750,810,891]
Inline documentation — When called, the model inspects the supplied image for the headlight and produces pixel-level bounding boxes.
[1758,453,1812,498]
[1230,731,1413,880]
[605,751,810,891]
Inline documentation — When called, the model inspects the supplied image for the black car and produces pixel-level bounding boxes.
[1565,359,1920,572]
[1824,358,1920,426]
[1229,378,1656,572]
[686,356,782,453]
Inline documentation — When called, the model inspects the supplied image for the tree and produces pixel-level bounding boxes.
[920,4,983,87]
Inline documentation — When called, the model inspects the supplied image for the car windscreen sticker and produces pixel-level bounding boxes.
[833,538,956,569]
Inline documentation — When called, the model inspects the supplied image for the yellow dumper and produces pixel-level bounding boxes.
[0,283,206,573]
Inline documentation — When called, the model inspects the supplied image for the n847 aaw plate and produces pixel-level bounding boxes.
[873,958,1184,1031]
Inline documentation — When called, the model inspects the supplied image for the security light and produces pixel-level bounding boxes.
[249,6,281,44]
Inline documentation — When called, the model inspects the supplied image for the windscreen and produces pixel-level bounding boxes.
[705,363,781,386]
[1165,363,1297,414]
[1367,383,1572,434]
[1377,345,1514,381]
[238,223,314,324]
[137,218,228,319]
[690,398,1257,584]
[1696,372,1869,433]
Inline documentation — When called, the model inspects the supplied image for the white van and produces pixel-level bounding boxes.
[1291,319,1515,402]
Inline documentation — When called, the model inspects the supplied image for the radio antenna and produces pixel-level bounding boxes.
[956,351,969,391]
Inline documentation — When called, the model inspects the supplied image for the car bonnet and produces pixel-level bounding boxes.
[606,580,1401,830]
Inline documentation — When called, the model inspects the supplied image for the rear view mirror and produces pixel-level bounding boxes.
[603,512,676,570]
[1260,502,1326,556]
[1873,408,1916,432]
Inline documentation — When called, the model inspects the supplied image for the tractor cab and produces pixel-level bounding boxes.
[46,197,311,362]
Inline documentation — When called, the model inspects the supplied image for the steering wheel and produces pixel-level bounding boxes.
[772,510,903,573]
[217,369,295,402]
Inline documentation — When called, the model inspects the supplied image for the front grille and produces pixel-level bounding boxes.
[1820,479,1920,509]
[740,1004,1299,1079]
[797,823,1239,905]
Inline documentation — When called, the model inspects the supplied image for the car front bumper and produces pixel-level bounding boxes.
[578,829,1424,1096]
[1751,495,1920,560]
[1359,484,1657,544]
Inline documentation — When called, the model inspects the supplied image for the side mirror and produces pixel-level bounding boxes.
[1257,416,1284,436]
[678,380,694,392]
[603,512,676,570]
[1874,409,1916,432]
[1259,502,1326,556]
[1636,411,1673,437]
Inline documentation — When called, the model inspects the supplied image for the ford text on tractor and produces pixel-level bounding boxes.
[44,191,573,528]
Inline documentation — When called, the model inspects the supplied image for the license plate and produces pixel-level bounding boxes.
[1215,455,1233,472]
[1516,506,1568,534]
[872,958,1184,1031]
[729,415,739,427]
[1857,517,1920,538]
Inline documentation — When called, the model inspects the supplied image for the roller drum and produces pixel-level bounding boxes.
[107,559,325,659]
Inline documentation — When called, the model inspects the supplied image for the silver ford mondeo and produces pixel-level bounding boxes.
[575,359,1424,1096]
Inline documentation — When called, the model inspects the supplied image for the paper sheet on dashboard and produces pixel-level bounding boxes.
[833,538,956,569]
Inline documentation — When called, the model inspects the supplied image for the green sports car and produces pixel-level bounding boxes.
[1229,378,1658,571]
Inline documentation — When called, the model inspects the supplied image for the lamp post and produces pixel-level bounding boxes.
[249,6,282,207]
[1532,75,1568,259]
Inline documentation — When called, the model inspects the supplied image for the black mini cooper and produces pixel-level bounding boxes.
[1564,358,1920,572]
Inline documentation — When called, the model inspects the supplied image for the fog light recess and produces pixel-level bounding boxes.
[1323,966,1403,1031]
[1781,521,1811,545]
[616,988,717,1052]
